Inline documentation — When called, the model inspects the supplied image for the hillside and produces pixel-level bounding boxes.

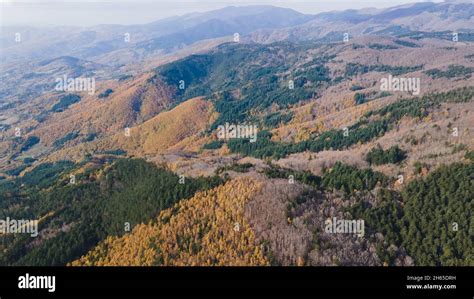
[72,177,269,266]
[43,97,216,161]
[0,158,224,266]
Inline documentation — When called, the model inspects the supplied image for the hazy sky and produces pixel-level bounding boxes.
[0,0,443,27]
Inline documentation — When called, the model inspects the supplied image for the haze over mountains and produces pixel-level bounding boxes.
[0,6,314,64]
[1,1,472,64]
[0,1,473,267]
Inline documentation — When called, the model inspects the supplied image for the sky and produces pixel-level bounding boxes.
[0,0,443,27]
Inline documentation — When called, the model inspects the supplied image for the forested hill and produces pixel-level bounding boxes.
[0,158,224,266]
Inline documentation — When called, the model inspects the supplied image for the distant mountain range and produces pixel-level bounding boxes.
[1,2,472,66]
[0,6,314,65]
